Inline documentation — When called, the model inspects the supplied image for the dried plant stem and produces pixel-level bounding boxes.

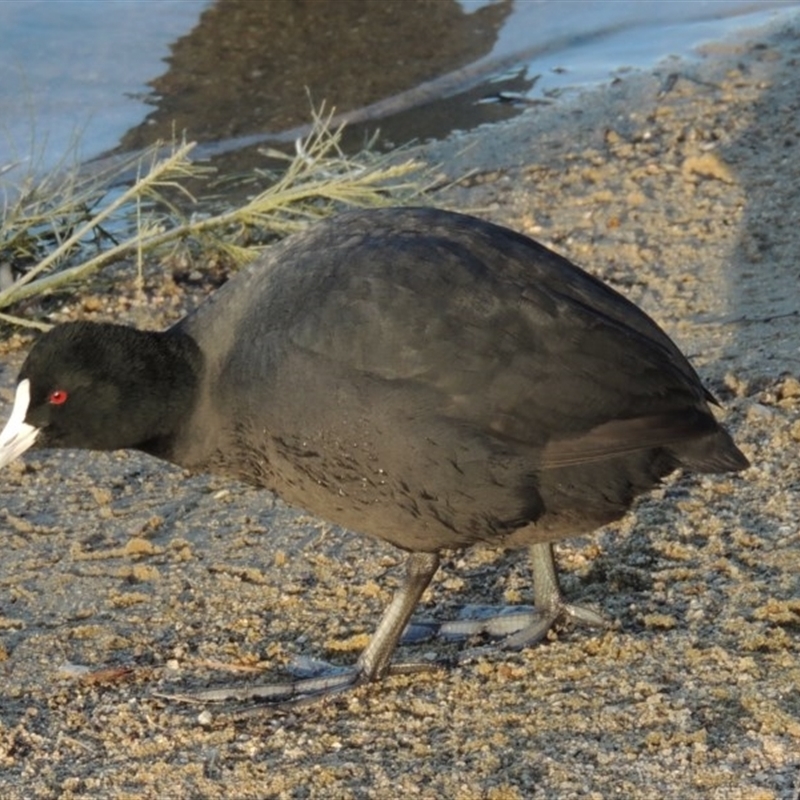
[0,106,428,323]
[0,141,198,310]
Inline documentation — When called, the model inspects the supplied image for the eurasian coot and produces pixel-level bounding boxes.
[0,207,748,701]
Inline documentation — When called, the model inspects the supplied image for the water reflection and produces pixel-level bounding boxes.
[117,0,514,154]
[0,0,797,186]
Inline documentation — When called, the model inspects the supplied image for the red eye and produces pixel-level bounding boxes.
[48,389,69,405]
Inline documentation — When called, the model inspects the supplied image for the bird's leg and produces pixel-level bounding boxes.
[496,541,606,649]
[165,551,441,707]
[355,551,441,679]
[402,542,606,651]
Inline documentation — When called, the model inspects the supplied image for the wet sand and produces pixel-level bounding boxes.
[1,14,799,800]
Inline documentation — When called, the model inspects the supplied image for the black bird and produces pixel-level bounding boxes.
[0,207,748,701]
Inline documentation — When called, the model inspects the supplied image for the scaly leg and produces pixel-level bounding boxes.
[165,551,441,707]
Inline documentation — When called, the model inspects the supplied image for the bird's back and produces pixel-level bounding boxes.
[172,207,747,551]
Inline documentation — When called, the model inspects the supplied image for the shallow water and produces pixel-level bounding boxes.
[0,0,797,185]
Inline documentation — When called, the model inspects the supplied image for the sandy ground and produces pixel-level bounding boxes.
[1,14,799,800]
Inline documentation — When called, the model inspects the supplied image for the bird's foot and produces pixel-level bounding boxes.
[158,552,445,711]
[159,658,440,710]
[402,598,605,654]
